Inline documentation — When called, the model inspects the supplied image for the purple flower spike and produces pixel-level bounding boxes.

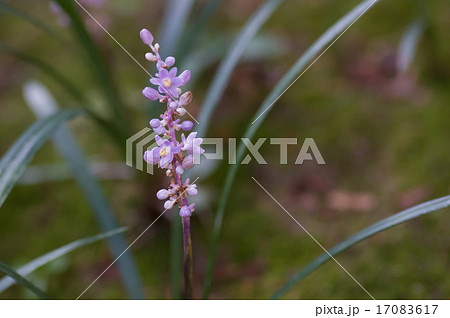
[143,87,160,100]
[140,28,204,223]
[140,29,154,46]
[180,121,193,131]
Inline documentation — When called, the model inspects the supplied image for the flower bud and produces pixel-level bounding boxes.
[142,87,159,100]
[187,184,198,197]
[164,199,176,209]
[179,70,191,85]
[176,165,184,175]
[140,29,154,46]
[165,56,175,67]
[145,53,156,61]
[179,91,193,106]
[156,189,169,200]
[179,205,192,218]
[182,155,194,169]
[149,118,161,128]
[176,108,186,116]
[180,120,193,131]
[169,101,178,110]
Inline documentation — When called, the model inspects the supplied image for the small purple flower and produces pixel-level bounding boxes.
[151,68,184,98]
[144,136,181,168]
[156,137,181,168]
[143,147,161,165]
[181,132,205,155]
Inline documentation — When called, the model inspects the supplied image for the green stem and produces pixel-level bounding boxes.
[182,217,193,299]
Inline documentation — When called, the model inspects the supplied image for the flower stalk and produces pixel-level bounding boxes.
[182,217,193,299]
[140,28,203,299]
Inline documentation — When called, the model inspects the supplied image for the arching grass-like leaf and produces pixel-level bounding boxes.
[202,0,380,298]
[272,195,450,299]
[0,43,124,146]
[196,0,284,138]
[159,0,195,57]
[23,81,144,299]
[177,0,224,54]
[0,262,51,299]
[0,43,84,103]
[183,34,285,88]
[0,109,81,208]
[0,3,68,45]
[0,227,127,293]
[52,0,130,135]
[397,18,425,74]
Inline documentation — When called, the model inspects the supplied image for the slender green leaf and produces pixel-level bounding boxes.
[203,0,380,298]
[182,34,285,88]
[0,227,127,293]
[159,0,195,57]
[0,43,123,145]
[196,0,284,138]
[0,262,51,299]
[0,43,84,103]
[178,0,224,54]
[272,195,450,299]
[0,109,81,208]
[0,3,67,45]
[23,81,144,299]
[397,18,425,73]
[52,0,130,135]
[19,161,134,184]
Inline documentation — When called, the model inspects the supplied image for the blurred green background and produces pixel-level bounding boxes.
[0,0,449,299]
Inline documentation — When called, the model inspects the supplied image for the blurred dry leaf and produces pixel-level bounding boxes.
[327,190,375,213]
[396,186,430,210]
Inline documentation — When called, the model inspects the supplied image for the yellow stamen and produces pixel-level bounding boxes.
[160,147,167,156]
[163,78,171,88]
